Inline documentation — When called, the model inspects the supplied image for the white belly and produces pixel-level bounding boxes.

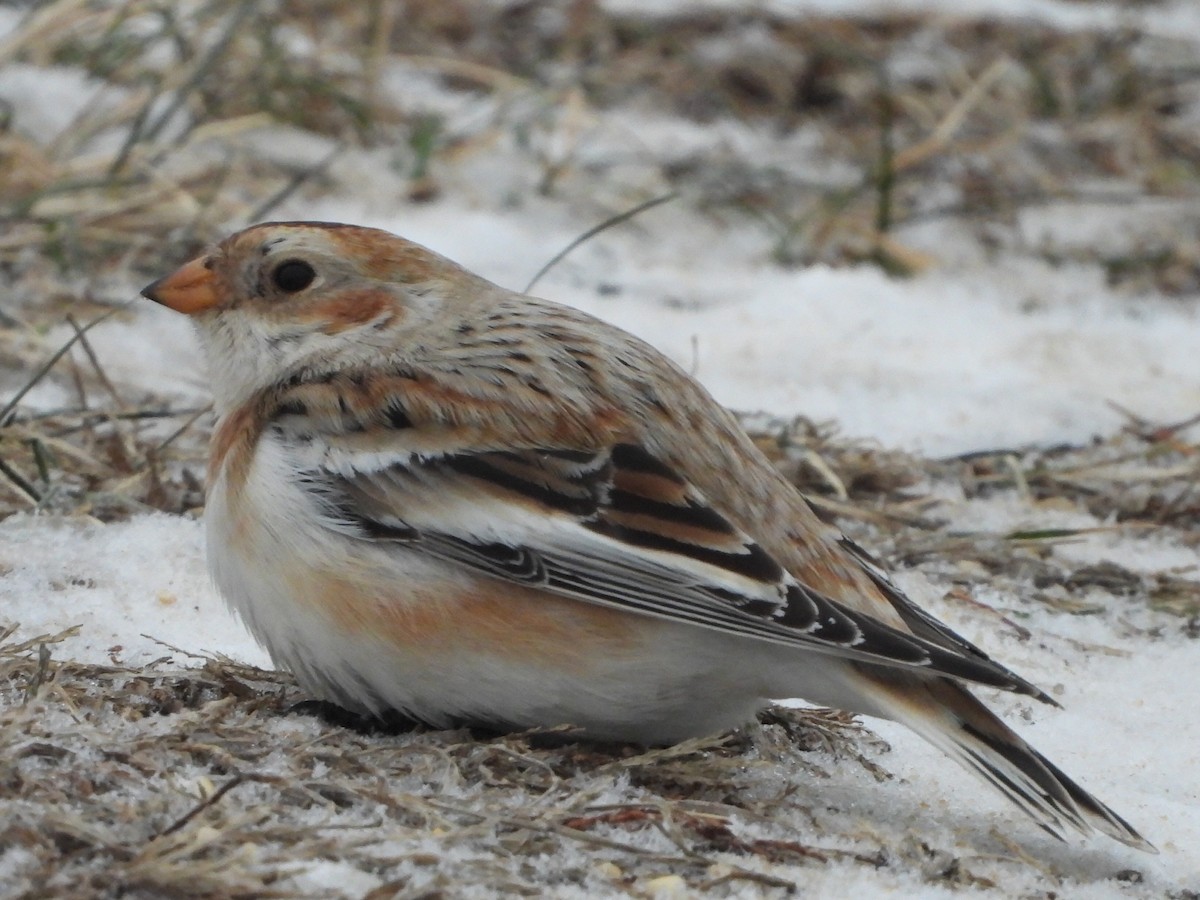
[204,434,788,743]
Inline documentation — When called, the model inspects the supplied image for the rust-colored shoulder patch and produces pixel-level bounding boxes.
[208,397,269,495]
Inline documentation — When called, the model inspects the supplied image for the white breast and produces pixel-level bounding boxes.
[204,431,795,741]
[205,430,444,713]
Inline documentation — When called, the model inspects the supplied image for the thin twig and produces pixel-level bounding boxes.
[19,406,207,425]
[65,313,124,408]
[148,403,212,458]
[0,310,116,427]
[143,0,257,145]
[23,642,54,703]
[29,438,53,485]
[426,798,695,861]
[893,57,1014,172]
[245,143,346,224]
[108,74,167,176]
[1108,400,1200,442]
[0,457,41,502]
[155,773,279,838]
[523,192,677,294]
[874,66,895,236]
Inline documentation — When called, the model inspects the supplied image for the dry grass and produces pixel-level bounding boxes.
[1,625,888,898]
[746,413,1200,630]
[3,0,1198,278]
[0,0,387,273]
[0,316,209,520]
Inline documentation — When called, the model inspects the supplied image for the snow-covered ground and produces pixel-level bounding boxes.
[1,0,1199,896]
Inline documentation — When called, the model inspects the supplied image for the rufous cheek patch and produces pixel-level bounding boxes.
[302,289,396,333]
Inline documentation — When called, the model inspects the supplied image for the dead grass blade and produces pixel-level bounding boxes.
[523,192,678,294]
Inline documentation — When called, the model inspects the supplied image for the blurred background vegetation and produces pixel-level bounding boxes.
[3,0,1197,283]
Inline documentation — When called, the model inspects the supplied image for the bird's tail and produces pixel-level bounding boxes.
[860,674,1154,852]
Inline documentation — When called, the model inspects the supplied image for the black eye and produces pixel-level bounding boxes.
[272,259,316,293]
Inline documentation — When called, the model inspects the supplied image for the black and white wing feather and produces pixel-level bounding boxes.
[299,434,1047,698]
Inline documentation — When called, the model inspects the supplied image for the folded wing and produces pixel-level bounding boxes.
[289,421,1049,698]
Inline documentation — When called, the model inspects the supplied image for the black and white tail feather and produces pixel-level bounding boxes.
[842,537,1152,850]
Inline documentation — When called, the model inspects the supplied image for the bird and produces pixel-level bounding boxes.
[142,220,1151,852]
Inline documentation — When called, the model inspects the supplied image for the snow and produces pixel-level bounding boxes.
[0,64,113,143]
[2,0,1200,897]
[0,514,267,669]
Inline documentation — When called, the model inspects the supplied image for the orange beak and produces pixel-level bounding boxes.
[141,256,219,314]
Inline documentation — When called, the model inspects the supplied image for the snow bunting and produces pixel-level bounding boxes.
[143,221,1150,851]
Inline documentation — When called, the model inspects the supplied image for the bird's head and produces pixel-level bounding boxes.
[142,221,486,411]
